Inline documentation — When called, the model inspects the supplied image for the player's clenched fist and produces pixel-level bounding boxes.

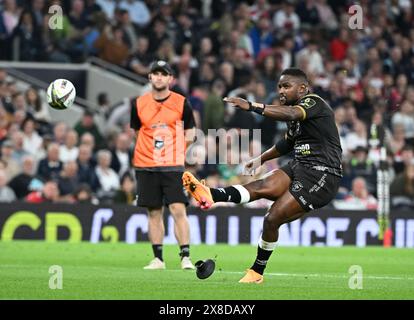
[243,157,262,175]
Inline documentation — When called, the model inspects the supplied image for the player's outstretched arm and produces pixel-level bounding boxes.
[223,97,305,122]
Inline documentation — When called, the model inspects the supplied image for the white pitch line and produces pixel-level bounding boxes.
[2,264,414,281]
[167,269,414,281]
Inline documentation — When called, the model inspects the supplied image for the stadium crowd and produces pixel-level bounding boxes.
[1,0,414,210]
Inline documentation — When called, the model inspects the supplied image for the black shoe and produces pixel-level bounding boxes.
[195,259,215,279]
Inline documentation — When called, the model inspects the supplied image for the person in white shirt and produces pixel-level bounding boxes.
[272,2,300,35]
[344,120,368,155]
[392,100,414,139]
[95,149,120,193]
[334,177,378,210]
[22,118,43,156]
[295,41,325,76]
[59,130,79,163]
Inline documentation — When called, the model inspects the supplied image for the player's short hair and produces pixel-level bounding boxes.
[280,68,309,85]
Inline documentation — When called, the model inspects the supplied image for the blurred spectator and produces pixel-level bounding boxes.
[53,121,68,145]
[95,149,120,197]
[1,139,21,180]
[390,163,414,209]
[96,92,111,118]
[116,8,138,51]
[118,0,150,28]
[31,0,46,27]
[21,117,43,156]
[2,0,21,37]
[57,160,79,198]
[202,79,226,133]
[12,91,28,112]
[216,61,234,94]
[315,0,338,31]
[110,132,132,176]
[10,130,29,165]
[343,146,377,195]
[73,183,97,204]
[94,24,130,66]
[8,154,43,199]
[77,143,99,192]
[343,120,368,155]
[147,17,170,55]
[25,86,51,123]
[389,123,407,157]
[334,177,378,210]
[25,180,60,203]
[96,0,116,20]
[128,35,151,77]
[296,40,324,76]
[330,28,349,62]
[37,142,63,180]
[59,129,79,163]
[272,2,300,35]
[74,110,105,150]
[79,132,96,153]
[296,0,320,28]
[394,145,414,175]
[391,100,414,141]
[249,12,273,59]
[258,54,280,97]
[0,169,16,202]
[11,10,44,61]
[113,172,135,205]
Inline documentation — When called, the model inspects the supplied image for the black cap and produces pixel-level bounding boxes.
[150,60,173,75]
[195,259,215,280]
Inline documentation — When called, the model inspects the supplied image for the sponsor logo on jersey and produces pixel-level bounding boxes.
[300,97,316,109]
[292,181,303,192]
[295,143,311,155]
[154,139,164,149]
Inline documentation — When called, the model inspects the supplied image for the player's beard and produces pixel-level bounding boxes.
[280,94,299,106]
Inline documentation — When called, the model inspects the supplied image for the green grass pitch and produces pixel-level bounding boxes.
[1,241,414,300]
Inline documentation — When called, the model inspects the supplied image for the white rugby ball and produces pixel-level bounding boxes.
[47,79,76,110]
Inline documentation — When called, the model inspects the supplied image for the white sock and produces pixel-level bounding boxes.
[258,236,277,251]
[233,185,251,204]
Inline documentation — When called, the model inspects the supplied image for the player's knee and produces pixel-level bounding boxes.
[263,211,284,229]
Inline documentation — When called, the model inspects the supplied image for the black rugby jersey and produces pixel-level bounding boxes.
[285,93,343,177]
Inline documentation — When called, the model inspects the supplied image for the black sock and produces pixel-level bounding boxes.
[251,246,274,275]
[152,244,163,261]
[210,187,241,203]
[179,244,190,259]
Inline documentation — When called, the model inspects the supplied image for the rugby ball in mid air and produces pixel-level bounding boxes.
[47,79,76,110]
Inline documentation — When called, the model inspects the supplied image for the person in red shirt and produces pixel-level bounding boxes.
[330,28,349,62]
[25,180,60,203]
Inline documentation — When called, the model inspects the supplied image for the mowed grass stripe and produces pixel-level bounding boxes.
[1,241,414,299]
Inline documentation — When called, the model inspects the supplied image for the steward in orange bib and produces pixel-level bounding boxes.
[130,60,196,270]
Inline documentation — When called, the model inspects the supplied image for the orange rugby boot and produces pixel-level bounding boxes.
[182,171,214,210]
[238,269,264,284]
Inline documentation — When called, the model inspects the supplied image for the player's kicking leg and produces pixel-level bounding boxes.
[182,170,291,209]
